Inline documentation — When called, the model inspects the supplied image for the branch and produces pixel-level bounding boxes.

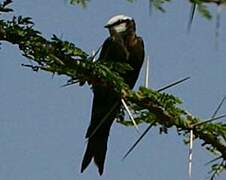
[0,3,226,178]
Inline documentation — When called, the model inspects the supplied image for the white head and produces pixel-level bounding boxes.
[104,14,135,34]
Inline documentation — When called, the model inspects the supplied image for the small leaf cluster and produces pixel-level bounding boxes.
[149,0,171,12]
[69,0,90,7]
[0,11,129,93]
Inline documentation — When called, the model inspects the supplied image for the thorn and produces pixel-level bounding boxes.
[144,56,150,88]
[215,4,223,49]
[61,81,76,87]
[188,129,193,178]
[211,96,226,118]
[122,122,155,160]
[90,45,102,62]
[121,55,151,158]
[188,95,226,178]
[148,0,153,15]
[21,63,40,72]
[122,76,190,161]
[51,72,55,79]
[91,50,96,61]
[87,102,119,139]
[121,99,140,134]
[157,76,191,92]
[187,3,196,33]
[192,114,226,127]
[205,155,222,165]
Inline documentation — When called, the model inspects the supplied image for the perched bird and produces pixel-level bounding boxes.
[81,14,145,175]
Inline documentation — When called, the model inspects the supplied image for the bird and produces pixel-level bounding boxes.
[81,14,145,175]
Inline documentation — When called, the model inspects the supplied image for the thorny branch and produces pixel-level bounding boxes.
[0,1,226,179]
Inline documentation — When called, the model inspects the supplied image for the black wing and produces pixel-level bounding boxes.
[124,36,145,88]
[81,37,128,175]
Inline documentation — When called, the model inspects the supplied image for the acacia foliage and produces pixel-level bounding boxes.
[0,0,226,179]
[70,0,226,19]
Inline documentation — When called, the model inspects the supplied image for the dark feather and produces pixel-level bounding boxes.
[81,34,145,175]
